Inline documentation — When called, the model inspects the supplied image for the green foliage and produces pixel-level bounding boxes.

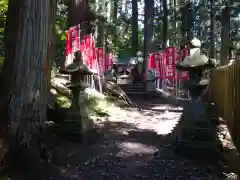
[0,56,4,65]
[0,0,8,12]
[56,95,71,108]
[55,3,68,62]
[0,0,7,64]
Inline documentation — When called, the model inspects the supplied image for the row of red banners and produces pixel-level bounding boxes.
[148,47,189,80]
[65,25,190,80]
[65,25,113,74]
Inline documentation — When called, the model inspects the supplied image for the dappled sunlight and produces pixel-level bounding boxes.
[154,119,180,135]
[134,110,181,135]
[116,141,158,157]
[150,105,183,112]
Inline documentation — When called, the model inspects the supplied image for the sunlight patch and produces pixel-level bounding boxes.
[117,142,157,157]
[154,119,179,135]
[135,111,181,135]
[151,105,183,111]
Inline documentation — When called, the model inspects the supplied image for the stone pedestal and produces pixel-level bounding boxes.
[175,61,218,152]
[59,63,93,134]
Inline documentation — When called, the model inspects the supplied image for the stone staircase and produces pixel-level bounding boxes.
[119,83,145,96]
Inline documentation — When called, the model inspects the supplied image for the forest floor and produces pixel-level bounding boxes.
[2,95,238,180]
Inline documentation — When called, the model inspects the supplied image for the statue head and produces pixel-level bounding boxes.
[136,51,142,57]
[189,38,201,48]
[74,50,82,60]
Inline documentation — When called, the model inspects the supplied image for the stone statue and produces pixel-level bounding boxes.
[179,38,209,67]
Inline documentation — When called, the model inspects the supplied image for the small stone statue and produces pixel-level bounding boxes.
[179,38,209,67]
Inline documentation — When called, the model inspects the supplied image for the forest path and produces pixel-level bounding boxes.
[52,95,225,180]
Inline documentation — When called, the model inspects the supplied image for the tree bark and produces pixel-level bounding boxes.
[209,0,216,58]
[97,17,105,46]
[220,5,231,65]
[143,0,154,80]
[0,0,57,164]
[162,0,168,49]
[67,0,91,38]
[112,0,118,52]
[131,0,138,56]
[180,1,194,44]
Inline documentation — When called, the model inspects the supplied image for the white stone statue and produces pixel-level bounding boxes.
[181,37,209,66]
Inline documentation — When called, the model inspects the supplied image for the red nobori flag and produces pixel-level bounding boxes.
[65,25,80,67]
[165,46,176,79]
[154,52,165,79]
[148,54,156,69]
[83,35,95,57]
[105,53,113,71]
[65,28,72,67]
[80,40,88,65]
[83,35,96,70]
[179,47,189,80]
[96,47,105,74]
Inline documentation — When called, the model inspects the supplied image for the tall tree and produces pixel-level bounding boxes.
[131,0,138,56]
[143,0,154,80]
[162,0,168,49]
[220,3,231,65]
[0,0,57,164]
[180,0,194,45]
[112,0,118,52]
[67,0,94,38]
[209,0,216,58]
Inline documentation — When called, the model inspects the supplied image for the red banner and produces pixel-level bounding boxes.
[153,52,165,79]
[96,47,105,74]
[65,25,80,67]
[105,53,113,71]
[80,40,89,66]
[83,35,95,59]
[165,47,176,79]
[148,54,156,69]
[64,25,114,73]
[178,48,189,80]
[83,35,96,69]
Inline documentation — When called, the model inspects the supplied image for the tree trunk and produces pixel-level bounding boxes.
[97,17,105,46]
[143,0,154,80]
[67,0,89,38]
[162,0,168,49]
[112,0,118,52]
[209,0,216,58]
[104,2,111,53]
[220,5,231,65]
[0,0,57,164]
[180,1,193,44]
[131,0,138,56]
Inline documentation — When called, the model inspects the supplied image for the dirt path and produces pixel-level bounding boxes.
[49,96,238,180]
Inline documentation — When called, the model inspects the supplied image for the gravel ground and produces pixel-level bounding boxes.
[52,96,238,180]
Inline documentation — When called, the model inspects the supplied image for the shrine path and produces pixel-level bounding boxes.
[52,95,235,180]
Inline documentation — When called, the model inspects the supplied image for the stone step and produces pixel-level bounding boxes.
[123,89,145,93]
[120,84,145,90]
[125,91,146,95]
[119,84,146,96]
[120,87,145,90]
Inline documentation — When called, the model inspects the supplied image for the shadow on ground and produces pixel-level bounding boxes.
[3,95,226,180]
[48,119,222,179]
